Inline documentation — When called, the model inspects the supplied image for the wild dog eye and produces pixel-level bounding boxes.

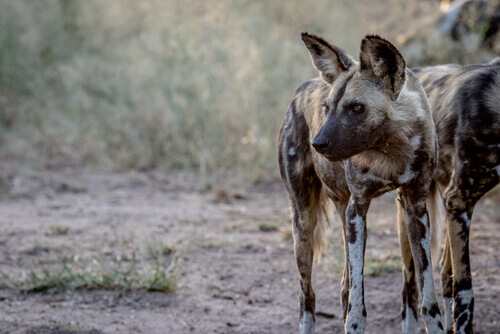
[349,104,364,113]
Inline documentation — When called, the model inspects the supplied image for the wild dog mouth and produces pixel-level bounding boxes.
[313,143,370,162]
[314,151,344,162]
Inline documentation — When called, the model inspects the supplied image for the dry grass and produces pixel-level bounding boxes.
[0,0,439,179]
[0,240,180,293]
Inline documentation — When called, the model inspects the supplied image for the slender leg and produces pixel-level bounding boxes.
[344,197,369,334]
[440,236,453,334]
[279,129,325,334]
[397,194,419,334]
[292,204,317,334]
[444,166,498,334]
[334,201,349,323]
[401,187,443,333]
[444,186,474,334]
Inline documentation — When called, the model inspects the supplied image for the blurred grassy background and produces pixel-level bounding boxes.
[0,0,474,181]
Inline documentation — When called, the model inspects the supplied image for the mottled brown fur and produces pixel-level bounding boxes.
[413,59,500,334]
[279,33,443,334]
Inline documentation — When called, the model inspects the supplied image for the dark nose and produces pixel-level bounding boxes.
[311,137,330,152]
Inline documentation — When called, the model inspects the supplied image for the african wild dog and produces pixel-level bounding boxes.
[412,59,500,334]
[278,32,444,334]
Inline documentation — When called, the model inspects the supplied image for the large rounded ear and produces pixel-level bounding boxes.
[359,35,406,100]
[301,32,354,85]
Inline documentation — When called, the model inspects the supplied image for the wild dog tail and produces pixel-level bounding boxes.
[427,180,445,269]
[312,187,332,262]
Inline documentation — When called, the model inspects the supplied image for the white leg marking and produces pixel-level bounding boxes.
[443,297,453,333]
[346,214,366,333]
[402,306,418,334]
[456,289,474,304]
[300,311,315,334]
[418,215,443,333]
[460,212,470,230]
[455,290,474,334]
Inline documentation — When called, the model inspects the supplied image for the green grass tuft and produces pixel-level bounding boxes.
[258,220,280,232]
[364,252,403,277]
[1,243,180,293]
[48,225,70,235]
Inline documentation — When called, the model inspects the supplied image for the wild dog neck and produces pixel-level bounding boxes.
[349,116,422,182]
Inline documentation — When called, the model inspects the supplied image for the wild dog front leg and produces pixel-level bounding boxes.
[401,187,443,334]
[397,194,419,334]
[333,201,350,323]
[344,197,368,334]
[292,207,317,334]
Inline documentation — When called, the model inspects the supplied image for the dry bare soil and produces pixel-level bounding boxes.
[0,170,498,333]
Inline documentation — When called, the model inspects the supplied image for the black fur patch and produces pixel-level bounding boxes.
[332,72,355,111]
[301,32,353,71]
[433,74,450,90]
[347,220,357,244]
[294,79,315,95]
[401,260,418,322]
[454,278,472,292]
[428,303,441,317]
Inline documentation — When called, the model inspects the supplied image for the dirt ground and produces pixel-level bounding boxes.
[0,169,498,334]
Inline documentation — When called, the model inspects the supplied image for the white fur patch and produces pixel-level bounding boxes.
[411,134,422,148]
[346,318,365,334]
[288,146,297,156]
[419,215,434,301]
[420,215,430,241]
[348,215,364,277]
[420,266,435,303]
[300,311,315,334]
[417,215,443,333]
[398,167,414,184]
[397,135,421,184]
[443,297,453,332]
[456,289,474,305]
[460,212,471,230]
[285,108,293,129]
[455,290,474,334]
[346,213,366,333]
[402,306,418,334]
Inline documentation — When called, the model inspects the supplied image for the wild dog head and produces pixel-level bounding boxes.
[301,32,406,162]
